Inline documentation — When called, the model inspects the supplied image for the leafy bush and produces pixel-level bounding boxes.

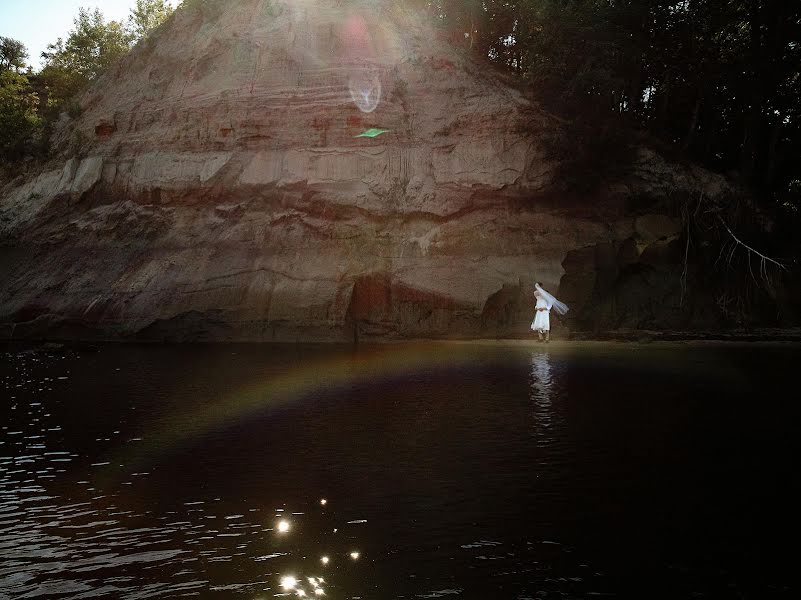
[0,70,42,162]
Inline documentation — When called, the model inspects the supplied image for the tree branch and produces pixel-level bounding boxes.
[718,216,786,289]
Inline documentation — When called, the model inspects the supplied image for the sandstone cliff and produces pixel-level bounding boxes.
[0,0,736,342]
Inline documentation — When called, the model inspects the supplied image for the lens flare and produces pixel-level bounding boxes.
[343,13,382,113]
[277,519,290,533]
[355,128,389,138]
[321,555,330,565]
[348,71,381,113]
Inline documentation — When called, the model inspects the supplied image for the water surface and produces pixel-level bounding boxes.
[1,341,798,599]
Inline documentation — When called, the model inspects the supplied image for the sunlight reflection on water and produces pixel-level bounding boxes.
[529,352,558,448]
[0,349,369,599]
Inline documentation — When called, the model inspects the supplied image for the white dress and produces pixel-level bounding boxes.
[531,297,551,332]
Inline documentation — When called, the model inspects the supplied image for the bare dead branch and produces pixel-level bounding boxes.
[715,239,729,269]
[693,189,704,217]
[727,239,738,266]
[679,190,703,308]
[680,220,690,307]
[718,216,786,272]
[747,250,756,284]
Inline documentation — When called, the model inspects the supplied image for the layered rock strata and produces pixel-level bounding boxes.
[0,0,731,341]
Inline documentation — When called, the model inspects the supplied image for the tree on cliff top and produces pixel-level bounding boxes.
[0,37,29,74]
[35,3,178,123]
[38,8,132,121]
[0,40,41,163]
[1,4,179,163]
[40,8,132,84]
[430,0,800,211]
[128,0,177,41]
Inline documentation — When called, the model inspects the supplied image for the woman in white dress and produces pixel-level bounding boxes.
[531,282,569,343]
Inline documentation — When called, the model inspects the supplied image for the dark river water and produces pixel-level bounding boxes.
[1,341,798,599]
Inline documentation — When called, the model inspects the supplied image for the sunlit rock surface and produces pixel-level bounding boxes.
[0,0,732,341]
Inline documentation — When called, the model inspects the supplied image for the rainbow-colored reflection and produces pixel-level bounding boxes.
[104,343,498,476]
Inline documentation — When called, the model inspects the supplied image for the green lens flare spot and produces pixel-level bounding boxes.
[355,128,390,138]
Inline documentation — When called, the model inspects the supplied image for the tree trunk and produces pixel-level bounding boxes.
[702,120,714,163]
[683,92,702,150]
[765,117,782,188]
[628,74,643,120]
[740,0,763,178]
[655,76,671,133]
[740,102,763,177]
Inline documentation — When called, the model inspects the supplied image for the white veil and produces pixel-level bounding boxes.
[535,283,569,316]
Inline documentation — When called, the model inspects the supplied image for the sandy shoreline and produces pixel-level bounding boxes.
[5,334,801,351]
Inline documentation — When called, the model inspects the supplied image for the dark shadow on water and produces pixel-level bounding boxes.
[1,342,799,598]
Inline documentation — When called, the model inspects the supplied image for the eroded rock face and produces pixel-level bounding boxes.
[0,0,734,341]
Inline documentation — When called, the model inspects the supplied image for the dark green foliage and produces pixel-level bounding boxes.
[0,69,42,162]
[0,39,42,163]
[543,117,635,194]
[423,0,798,321]
[426,0,801,205]
[38,8,133,120]
[1,4,179,165]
